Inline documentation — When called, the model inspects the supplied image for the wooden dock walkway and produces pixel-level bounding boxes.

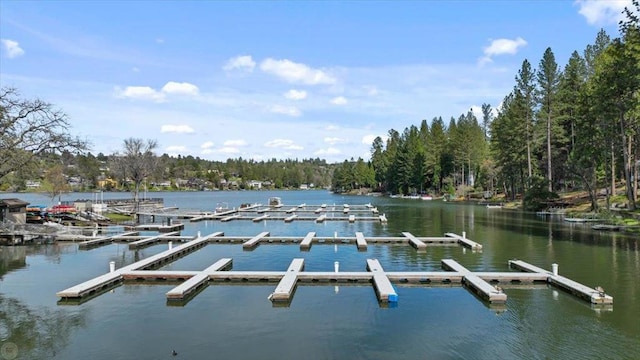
[58,254,612,308]
[166,258,233,300]
[78,231,139,249]
[442,259,506,303]
[242,232,270,249]
[444,232,483,249]
[57,232,224,299]
[57,230,612,309]
[126,223,184,233]
[402,232,427,250]
[299,232,316,250]
[164,202,388,223]
[356,232,367,250]
[252,214,270,222]
[367,259,398,302]
[269,258,305,302]
[128,231,180,249]
[509,260,613,304]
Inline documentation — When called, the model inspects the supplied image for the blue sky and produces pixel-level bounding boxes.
[0,1,631,162]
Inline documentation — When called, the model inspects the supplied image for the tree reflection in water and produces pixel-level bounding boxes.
[0,246,86,360]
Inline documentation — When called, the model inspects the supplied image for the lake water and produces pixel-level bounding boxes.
[1,190,638,359]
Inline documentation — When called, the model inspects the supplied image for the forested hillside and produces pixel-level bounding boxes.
[332,4,639,212]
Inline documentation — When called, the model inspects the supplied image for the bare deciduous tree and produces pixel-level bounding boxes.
[0,87,88,181]
[111,138,158,212]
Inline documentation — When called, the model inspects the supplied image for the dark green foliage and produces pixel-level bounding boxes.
[523,177,559,211]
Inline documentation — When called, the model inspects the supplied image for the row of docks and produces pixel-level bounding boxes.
[137,203,387,223]
[56,231,613,309]
[67,229,482,251]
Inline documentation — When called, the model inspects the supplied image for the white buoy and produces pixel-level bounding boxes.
[334,261,339,273]
[168,241,173,250]
[109,261,115,273]
[552,263,558,276]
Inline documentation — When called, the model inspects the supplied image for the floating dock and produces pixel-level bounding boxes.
[509,260,613,304]
[269,258,305,302]
[138,203,386,223]
[356,232,367,251]
[402,232,427,250]
[128,231,181,249]
[442,259,506,303]
[56,232,223,300]
[299,232,316,251]
[69,231,483,252]
[367,259,398,302]
[242,232,270,250]
[166,258,233,301]
[57,231,613,309]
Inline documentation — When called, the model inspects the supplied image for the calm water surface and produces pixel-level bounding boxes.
[0,191,638,359]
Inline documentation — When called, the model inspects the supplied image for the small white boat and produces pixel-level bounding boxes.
[215,202,229,213]
[564,217,601,223]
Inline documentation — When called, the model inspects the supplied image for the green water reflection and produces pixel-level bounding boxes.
[0,191,638,359]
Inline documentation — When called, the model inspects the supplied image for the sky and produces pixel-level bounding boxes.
[0,0,632,163]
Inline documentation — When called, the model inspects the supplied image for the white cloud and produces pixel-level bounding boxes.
[117,81,198,101]
[260,58,336,85]
[479,37,527,65]
[201,146,240,155]
[162,81,199,95]
[284,89,308,100]
[1,39,25,58]
[223,55,256,72]
[165,145,188,156]
[264,139,304,150]
[361,134,388,145]
[223,139,248,147]
[156,38,165,44]
[161,124,195,134]
[218,147,240,154]
[117,86,166,102]
[575,0,630,25]
[331,96,348,105]
[269,104,302,117]
[326,125,340,131]
[314,147,341,155]
[324,137,348,145]
[201,141,215,149]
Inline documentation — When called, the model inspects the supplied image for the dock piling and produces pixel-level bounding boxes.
[552,263,558,276]
[109,261,115,273]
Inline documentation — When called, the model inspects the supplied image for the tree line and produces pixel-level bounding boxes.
[2,2,638,212]
[332,2,639,212]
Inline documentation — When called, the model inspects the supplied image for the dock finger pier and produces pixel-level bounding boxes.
[56,230,613,309]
